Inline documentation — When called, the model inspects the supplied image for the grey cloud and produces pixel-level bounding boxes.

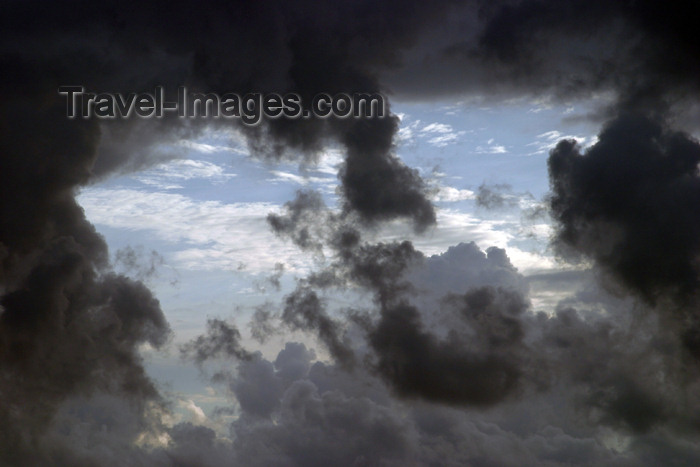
[282,286,355,369]
[180,318,252,366]
[548,114,700,304]
[475,183,520,210]
[5,0,700,464]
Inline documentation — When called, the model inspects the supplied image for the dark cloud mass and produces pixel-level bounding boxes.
[3,0,700,465]
[368,292,524,406]
[0,73,171,463]
[549,114,700,303]
[548,114,700,360]
[1,0,444,230]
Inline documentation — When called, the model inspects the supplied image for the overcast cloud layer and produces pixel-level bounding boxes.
[2,0,700,465]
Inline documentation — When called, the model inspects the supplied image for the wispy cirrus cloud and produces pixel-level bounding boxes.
[133,159,237,190]
[420,122,467,147]
[77,188,308,273]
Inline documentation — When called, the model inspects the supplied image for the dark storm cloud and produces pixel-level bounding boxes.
[369,287,527,407]
[0,271,170,461]
[547,114,700,363]
[0,85,171,462]
[319,233,534,406]
[5,0,700,465]
[339,116,436,231]
[1,0,448,230]
[387,1,700,120]
[176,340,635,467]
[548,114,700,303]
[356,242,534,406]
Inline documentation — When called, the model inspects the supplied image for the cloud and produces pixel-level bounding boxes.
[178,140,248,155]
[266,170,332,189]
[5,0,700,464]
[548,114,700,304]
[430,186,476,202]
[476,183,520,209]
[133,159,237,190]
[420,122,467,147]
[527,130,590,156]
[548,113,700,365]
[78,188,307,273]
[475,142,508,154]
[0,91,171,462]
[180,318,253,366]
[368,289,526,406]
[264,192,533,406]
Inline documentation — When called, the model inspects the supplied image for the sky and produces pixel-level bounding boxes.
[2,1,700,466]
